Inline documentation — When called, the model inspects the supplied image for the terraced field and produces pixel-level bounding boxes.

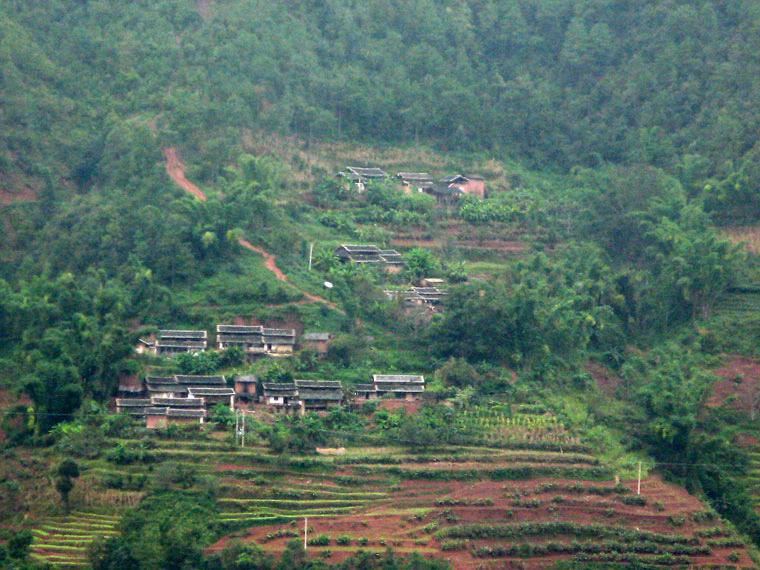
[20,407,755,568]
[198,410,754,568]
[714,288,760,315]
[30,512,119,568]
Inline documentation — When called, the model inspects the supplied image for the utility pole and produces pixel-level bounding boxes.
[308,243,314,271]
[235,409,239,446]
[304,517,308,550]
[637,462,642,495]
[241,411,246,448]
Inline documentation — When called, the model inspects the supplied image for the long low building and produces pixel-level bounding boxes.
[216,325,296,356]
[372,374,425,400]
[154,330,208,356]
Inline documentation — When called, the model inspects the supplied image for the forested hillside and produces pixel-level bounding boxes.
[1,1,760,568]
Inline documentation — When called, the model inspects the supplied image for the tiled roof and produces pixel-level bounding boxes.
[151,397,205,408]
[175,375,226,386]
[373,374,425,384]
[216,325,264,334]
[158,330,207,339]
[303,332,332,341]
[187,387,235,397]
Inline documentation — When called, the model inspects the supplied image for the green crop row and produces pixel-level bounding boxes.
[530,482,630,496]
[472,541,710,558]
[436,522,693,545]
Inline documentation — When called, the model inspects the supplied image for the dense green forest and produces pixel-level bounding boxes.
[1,0,760,568]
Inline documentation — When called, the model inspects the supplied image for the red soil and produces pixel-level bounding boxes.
[377,399,422,414]
[163,147,207,202]
[586,361,621,397]
[0,185,36,205]
[706,356,760,417]
[208,471,753,568]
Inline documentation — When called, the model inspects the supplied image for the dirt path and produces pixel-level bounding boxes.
[163,148,336,309]
[164,147,207,202]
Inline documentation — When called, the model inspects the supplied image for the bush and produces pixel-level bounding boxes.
[308,534,330,547]
[336,535,351,545]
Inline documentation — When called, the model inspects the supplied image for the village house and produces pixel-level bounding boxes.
[145,376,187,398]
[187,386,235,410]
[153,330,208,356]
[263,328,296,355]
[301,332,333,356]
[216,324,297,356]
[334,244,405,272]
[234,375,258,400]
[442,174,486,199]
[216,325,266,354]
[146,407,206,429]
[353,383,377,403]
[384,286,447,310]
[150,397,206,410]
[134,338,154,355]
[396,172,434,194]
[373,374,425,400]
[420,277,446,288]
[262,382,300,409]
[115,398,152,417]
[294,380,343,411]
[337,166,388,191]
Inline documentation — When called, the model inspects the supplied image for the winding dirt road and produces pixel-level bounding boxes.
[162,147,336,309]
[164,147,207,202]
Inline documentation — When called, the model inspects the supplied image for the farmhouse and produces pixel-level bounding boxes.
[150,397,206,410]
[263,328,296,355]
[373,374,425,400]
[301,332,333,356]
[396,172,434,193]
[154,330,207,356]
[334,244,405,271]
[262,383,299,408]
[146,407,206,429]
[234,375,258,399]
[338,166,388,191]
[115,399,151,417]
[187,386,235,410]
[134,338,154,355]
[216,325,266,354]
[442,174,486,199]
[294,380,343,410]
[425,183,464,204]
[145,376,187,398]
[353,383,377,402]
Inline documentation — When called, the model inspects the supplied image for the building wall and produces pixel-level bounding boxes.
[455,179,485,199]
[167,416,202,426]
[304,340,330,355]
[146,415,168,429]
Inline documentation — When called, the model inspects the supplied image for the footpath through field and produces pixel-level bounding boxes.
[162,147,336,309]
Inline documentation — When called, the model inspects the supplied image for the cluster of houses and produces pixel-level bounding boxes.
[337,166,486,202]
[116,374,237,428]
[116,373,426,427]
[136,326,334,358]
[261,374,425,411]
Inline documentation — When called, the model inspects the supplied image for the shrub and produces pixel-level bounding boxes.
[727,551,741,562]
[667,515,686,527]
[308,534,330,547]
[358,537,368,546]
[441,540,466,551]
[336,535,350,545]
[621,496,647,506]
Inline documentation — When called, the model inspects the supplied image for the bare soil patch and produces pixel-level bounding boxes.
[706,356,760,416]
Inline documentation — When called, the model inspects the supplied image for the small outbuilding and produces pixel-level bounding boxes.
[301,332,333,356]
[234,375,258,399]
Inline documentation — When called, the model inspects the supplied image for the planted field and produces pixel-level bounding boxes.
[200,411,753,568]
[30,511,120,568]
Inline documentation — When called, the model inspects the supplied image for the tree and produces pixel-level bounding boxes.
[403,248,441,283]
[7,530,33,561]
[436,358,481,389]
[55,459,80,513]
